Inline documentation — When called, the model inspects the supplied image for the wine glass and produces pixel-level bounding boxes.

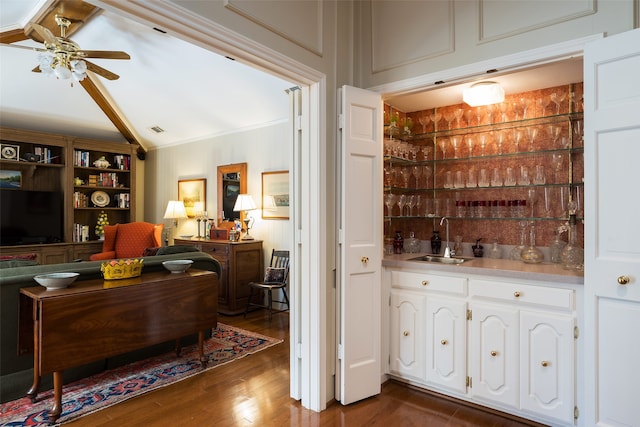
[418,115,430,133]
[450,135,462,158]
[405,195,415,216]
[422,145,433,161]
[443,111,455,130]
[536,96,550,116]
[526,187,537,218]
[513,129,523,152]
[499,102,509,122]
[438,138,448,159]
[548,125,561,148]
[412,165,422,188]
[400,167,411,188]
[463,109,474,127]
[466,135,475,157]
[414,195,424,217]
[551,153,564,183]
[396,194,407,217]
[574,119,584,144]
[525,126,539,152]
[384,193,396,216]
[453,108,464,129]
[550,91,567,114]
[478,134,489,156]
[422,165,432,187]
[518,98,529,119]
[430,112,442,130]
[495,130,505,155]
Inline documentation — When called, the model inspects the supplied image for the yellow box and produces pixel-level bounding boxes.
[101,258,144,280]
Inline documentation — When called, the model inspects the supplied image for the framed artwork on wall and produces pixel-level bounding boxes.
[262,170,289,219]
[178,178,206,218]
[0,170,21,189]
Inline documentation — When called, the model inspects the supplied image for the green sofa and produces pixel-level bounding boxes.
[0,249,221,403]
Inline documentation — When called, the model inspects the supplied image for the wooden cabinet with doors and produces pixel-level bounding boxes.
[174,238,263,315]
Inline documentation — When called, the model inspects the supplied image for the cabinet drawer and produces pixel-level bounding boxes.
[469,279,574,311]
[199,243,229,260]
[391,271,466,295]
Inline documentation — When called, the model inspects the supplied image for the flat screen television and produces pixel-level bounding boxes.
[0,189,64,246]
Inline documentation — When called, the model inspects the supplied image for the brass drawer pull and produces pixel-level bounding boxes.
[541,360,549,367]
[361,256,369,264]
[441,339,448,345]
[403,330,410,337]
[514,291,521,298]
[490,350,498,357]
[421,280,429,286]
[618,275,630,285]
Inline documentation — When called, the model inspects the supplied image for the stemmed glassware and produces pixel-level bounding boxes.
[399,167,411,188]
[526,187,537,218]
[418,115,430,133]
[525,126,539,152]
[396,194,407,217]
[450,136,462,158]
[412,165,422,188]
[430,112,442,131]
[438,138,449,159]
[405,195,416,216]
[495,130,505,155]
[453,108,464,129]
[384,193,396,216]
[536,96,550,117]
[513,129,523,153]
[478,134,489,156]
[574,119,584,144]
[543,187,553,218]
[414,195,423,217]
[466,136,475,157]
[518,98,529,119]
[550,91,567,114]
[443,111,455,130]
[422,165,432,188]
[422,145,433,161]
[551,153,564,183]
[548,125,561,148]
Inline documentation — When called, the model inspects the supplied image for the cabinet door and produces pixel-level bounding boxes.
[469,303,519,408]
[520,310,574,425]
[425,295,466,394]
[390,291,426,382]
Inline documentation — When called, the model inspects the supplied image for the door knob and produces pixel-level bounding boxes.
[618,275,630,285]
[361,256,369,265]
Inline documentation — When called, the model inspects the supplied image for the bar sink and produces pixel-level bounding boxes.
[409,255,472,265]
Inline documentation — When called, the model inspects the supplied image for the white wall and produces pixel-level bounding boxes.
[144,121,292,267]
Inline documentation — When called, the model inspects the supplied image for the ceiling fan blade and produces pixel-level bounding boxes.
[1,42,46,53]
[0,28,29,44]
[85,60,120,80]
[78,50,130,60]
[31,23,60,47]
[32,65,42,73]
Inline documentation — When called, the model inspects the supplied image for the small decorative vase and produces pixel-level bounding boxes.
[472,238,484,257]
[393,231,404,254]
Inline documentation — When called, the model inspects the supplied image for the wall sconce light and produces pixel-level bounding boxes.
[463,81,505,107]
[233,194,257,240]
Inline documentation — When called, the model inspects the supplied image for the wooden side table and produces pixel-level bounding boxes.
[174,238,263,315]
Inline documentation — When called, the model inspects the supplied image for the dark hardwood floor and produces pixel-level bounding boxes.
[67,311,545,426]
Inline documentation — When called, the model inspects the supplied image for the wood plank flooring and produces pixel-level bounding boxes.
[67,311,546,426]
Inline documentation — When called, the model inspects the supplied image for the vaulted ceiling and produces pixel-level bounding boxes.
[0,0,293,155]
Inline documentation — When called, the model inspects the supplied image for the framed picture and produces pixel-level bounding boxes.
[262,170,289,219]
[178,178,206,218]
[0,170,21,189]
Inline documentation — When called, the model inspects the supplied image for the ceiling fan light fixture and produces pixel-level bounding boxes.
[463,81,505,107]
[54,63,72,80]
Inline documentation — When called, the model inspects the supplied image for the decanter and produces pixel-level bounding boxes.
[560,214,584,271]
[431,230,442,255]
[393,231,404,254]
[549,228,566,263]
[509,221,528,260]
[521,222,544,264]
[404,231,421,253]
[453,235,463,257]
[487,239,502,259]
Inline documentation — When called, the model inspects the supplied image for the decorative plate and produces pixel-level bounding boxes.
[91,191,110,207]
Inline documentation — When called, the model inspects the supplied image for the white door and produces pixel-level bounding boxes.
[390,291,426,382]
[469,303,519,408]
[583,28,640,426]
[519,311,574,425]
[425,295,467,394]
[337,85,383,404]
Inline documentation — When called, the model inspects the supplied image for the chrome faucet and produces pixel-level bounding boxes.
[440,216,452,258]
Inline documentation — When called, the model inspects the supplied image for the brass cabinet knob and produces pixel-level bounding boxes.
[361,256,369,265]
[441,339,448,345]
[490,350,498,357]
[403,330,409,337]
[421,280,429,286]
[541,360,549,367]
[618,275,630,285]
[514,291,521,298]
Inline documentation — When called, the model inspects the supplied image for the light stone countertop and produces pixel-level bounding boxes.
[383,253,584,285]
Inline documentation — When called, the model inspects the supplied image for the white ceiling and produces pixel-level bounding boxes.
[0,0,294,151]
[1,1,584,152]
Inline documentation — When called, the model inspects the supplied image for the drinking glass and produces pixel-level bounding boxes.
[414,195,423,217]
[505,167,516,186]
[495,130,506,155]
[453,108,464,128]
[450,135,462,158]
[548,125,561,148]
[550,91,567,114]
[396,194,407,217]
[384,193,396,216]
[552,153,564,183]
[517,166,530,186]
[478,134,489,156]
[526,187,537,217]
[422,165,432,187]
[422,145,433,161]
[513,129,523,153]
[478,169,490,187]
[533,165,546,185]
[536,96,550,117]
[526,126,539,152]
[412,165,422,188]
[467,169,477,188]
[444,171,454,189]
[405,195,415,216]
[466,136,475,157]
[438,138,448,159]
[430,112,442,130]
[418,115,431,133]
[400,167,411,188]
[543,187,553,217]
[443,111,454,130]
[491,168,503,187]
[454,170,465,188]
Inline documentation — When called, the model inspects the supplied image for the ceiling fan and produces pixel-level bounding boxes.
[3,15,130,82]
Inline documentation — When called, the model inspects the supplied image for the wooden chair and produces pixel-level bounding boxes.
[245,249,290,320]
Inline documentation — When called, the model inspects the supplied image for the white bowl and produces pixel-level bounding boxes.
[34,272,80,289]
[162,260,193,273]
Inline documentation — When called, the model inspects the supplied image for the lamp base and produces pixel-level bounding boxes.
[241,233,255,240]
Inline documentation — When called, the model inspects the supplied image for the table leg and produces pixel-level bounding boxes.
[48,371,63,423]
[198,331,207,367]
[27,317,40,402]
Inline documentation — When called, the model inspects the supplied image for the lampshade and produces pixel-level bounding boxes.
[233,194,257,212]
[463,81,505,107]
[163,200,188,219]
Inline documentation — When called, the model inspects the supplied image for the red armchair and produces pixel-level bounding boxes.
[89,222,164,261]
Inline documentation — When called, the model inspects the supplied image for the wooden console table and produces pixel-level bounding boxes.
[18,269,218,423]
[174,238,262,315]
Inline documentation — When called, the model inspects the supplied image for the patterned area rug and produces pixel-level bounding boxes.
[0,324,282,426]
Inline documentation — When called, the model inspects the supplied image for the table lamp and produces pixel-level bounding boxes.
[233,194,256,240]
[163,200,188,243]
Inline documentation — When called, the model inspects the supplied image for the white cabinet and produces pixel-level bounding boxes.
[425,295,467,394]
[386,267,578,426]
[519,310,574,423]
[468,279,576,426]
[469,302,519,408]
[390,290,426,382]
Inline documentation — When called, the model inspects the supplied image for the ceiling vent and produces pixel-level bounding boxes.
[150,126,165,134]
